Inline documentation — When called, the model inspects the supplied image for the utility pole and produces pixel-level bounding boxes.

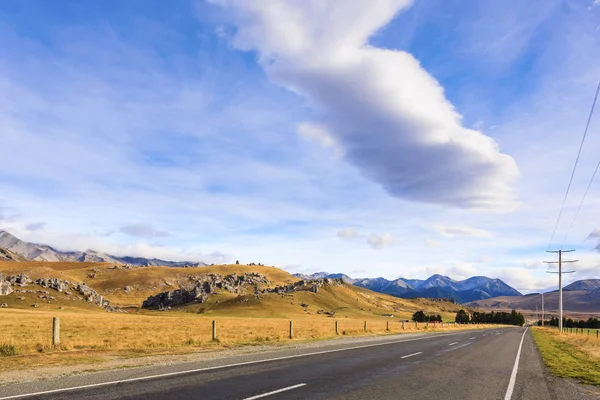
[545,250,577,332]
[541,292,544,326]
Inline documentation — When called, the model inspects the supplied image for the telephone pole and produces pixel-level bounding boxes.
[544,250,577,332]
[541,292,544,326]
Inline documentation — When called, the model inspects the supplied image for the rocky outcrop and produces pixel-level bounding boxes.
[0,273,110,307]
[0,280,12,296]
[142,286,208,310]
[141,272,271,310]
[263,278,344,295]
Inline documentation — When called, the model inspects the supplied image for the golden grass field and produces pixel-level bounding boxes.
[0,261,499,373]
[532,327,600,385]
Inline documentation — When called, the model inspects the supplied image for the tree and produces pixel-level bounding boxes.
[235,260,239,265]
[412,310,427,322]
[455,309,470,324]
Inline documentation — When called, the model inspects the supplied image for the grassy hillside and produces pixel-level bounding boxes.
[0,261,469,320]
[0,261,498,373]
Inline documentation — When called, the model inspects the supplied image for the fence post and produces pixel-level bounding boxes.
[52,317,60,346]
[289,320,294,339]
[335,320,339,335]
[364,321,367,332]
[386,320,389,331]
[415,322,418,329]
[212,320,217,341]
[596,330,598,339]
[402,321,405,330]
[426,321,429,329]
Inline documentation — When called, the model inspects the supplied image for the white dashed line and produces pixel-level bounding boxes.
[448,342,458,346]
[400,352,422,359]
[243,384,307,400]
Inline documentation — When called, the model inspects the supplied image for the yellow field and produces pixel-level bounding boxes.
[0,307,501,373]
[0,261,496,373]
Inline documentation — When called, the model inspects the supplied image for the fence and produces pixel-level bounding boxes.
[559,326,600,339]
[1,314,471,355]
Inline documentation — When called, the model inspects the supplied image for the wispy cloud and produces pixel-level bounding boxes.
[433,224,493,239]
[337,228,358,239]
[118,223,170,239]
[211,0,519,211]
[367,233,394,249]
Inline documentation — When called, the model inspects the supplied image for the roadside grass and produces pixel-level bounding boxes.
[0,308,503,372]
[532,327,600,386]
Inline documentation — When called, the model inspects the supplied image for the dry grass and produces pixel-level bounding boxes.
[0,308,500,372]
[532,327,600,385]
[0,260,496,372]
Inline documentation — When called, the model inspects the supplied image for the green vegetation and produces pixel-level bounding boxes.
[542,317,600,329]
[411,311,442,322]
[455,309,525,326]
[532,327,600,386]
[0,344,19,356]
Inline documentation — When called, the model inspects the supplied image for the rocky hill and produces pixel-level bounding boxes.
[296,272,521,303]
[0,230,206,267]
[0,261,472,320]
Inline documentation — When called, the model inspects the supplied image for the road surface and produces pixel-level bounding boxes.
[0,327,595,400]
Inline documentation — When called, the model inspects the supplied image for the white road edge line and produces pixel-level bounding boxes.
[448,342,458,346]
[504,327,529,400]
[470,337,476,340]
[243,383,306,400]
[400,352,422,359]
[0,332,466,400]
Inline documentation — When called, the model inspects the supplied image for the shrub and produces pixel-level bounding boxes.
[0,344,19,356]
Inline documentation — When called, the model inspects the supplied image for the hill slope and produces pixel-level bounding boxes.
[467,282,600,315]
[0,261,472,320]
[0,246,28,262]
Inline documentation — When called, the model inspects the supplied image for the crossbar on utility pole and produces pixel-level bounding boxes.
[545,249,576,332]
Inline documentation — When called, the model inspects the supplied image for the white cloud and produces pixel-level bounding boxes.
[337,228,358,239]
[298,122,343,157]
[212,0,519,210]
[479,255,493,263]
[433,224,493,238]
[367,233,394,249]
[118,223,170,239]
[425,238,441,248]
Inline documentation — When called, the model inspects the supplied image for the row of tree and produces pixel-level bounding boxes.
[412,311,443,322]
[541,316,600,329]
[455,309,525,326]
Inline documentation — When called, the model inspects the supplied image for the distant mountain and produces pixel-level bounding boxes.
[467,280,600,315]
[293,272,355,283]
[0,246,28,262]
[0,230,207,267]
[294,271,521,303]
[563,279,600,292]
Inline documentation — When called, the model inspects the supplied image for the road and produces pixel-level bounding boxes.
[0,327,595,400]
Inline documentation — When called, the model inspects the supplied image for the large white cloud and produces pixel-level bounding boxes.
[211,0,519,210]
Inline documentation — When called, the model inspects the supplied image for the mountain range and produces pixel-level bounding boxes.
[294,272,522,303]
[467,279,600,315]
[0,230,207,267]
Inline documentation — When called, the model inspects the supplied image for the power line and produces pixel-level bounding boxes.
[561,81,600,246]
[548,81,600,248]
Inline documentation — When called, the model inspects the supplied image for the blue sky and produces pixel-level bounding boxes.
[1,0,599,292]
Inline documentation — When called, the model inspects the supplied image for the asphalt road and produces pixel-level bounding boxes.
[0,327,596,400]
